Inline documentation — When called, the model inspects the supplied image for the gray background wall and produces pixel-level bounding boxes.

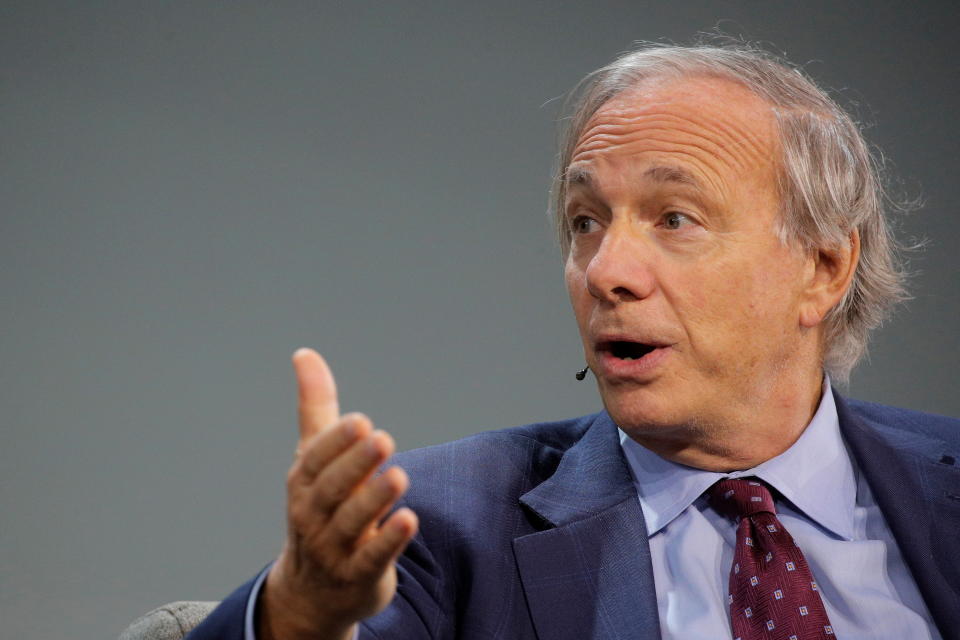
[2,2,957,638]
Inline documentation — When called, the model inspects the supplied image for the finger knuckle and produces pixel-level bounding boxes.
[286,466,301,490]
[351,552,381,580]
[287,503,311,532]
[318,479,352,507]
[331,514,361,543]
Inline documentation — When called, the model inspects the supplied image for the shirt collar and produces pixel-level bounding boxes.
[619,379,857,541]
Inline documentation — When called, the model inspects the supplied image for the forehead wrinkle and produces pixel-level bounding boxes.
[572,101,777,180]
[571,131,738,199]
[696,108,776,172]
[596,77,779,152]
[565,152,727,214]
[652,146,735,207]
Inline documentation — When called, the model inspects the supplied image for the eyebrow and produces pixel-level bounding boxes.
[563,164,702,189]
[564,165,595,188]
[643,165,702,188]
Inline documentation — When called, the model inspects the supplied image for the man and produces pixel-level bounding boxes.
[138,43,959,639]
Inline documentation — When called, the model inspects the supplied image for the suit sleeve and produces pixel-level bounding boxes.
[183,529,451,640]
[358,529,452,639]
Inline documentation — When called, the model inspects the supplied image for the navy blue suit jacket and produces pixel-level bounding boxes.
[186,392,960,639]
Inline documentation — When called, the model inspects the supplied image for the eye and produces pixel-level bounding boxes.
[569,215,599,234]
[662,211,693,230]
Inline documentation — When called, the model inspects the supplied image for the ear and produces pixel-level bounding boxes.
[798,229,860,328]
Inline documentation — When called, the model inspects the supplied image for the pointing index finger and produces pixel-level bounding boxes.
[292,348,340,440]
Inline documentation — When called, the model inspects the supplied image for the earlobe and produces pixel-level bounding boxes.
[799,230,860,329]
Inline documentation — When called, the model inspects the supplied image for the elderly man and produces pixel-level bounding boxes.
[147,43,958,640]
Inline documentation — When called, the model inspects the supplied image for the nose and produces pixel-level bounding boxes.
[584,224,656,304]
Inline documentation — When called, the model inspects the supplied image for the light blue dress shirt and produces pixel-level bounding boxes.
[620,382,941,639]
[246,383,941,639]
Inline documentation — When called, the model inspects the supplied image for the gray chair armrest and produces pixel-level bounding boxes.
[119,601,220,640]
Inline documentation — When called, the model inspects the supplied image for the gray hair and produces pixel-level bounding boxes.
[552,42,909,383]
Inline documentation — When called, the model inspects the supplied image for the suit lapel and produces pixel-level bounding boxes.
[836,393,960,636]
[511,397,960,639]
[513,413,661,640]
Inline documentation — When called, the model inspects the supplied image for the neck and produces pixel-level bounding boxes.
[629,369,825,473]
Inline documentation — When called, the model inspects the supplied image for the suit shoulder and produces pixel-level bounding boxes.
[392,413,599,494]
[845,397,960,446]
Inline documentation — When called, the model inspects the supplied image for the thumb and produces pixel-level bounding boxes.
[292,348,340,442]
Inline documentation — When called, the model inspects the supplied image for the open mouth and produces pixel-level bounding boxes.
[601,340,657,361]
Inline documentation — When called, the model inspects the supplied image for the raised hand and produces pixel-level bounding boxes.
[257,348,419,640]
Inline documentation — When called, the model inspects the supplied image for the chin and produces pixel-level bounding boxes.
[598,382,692,434]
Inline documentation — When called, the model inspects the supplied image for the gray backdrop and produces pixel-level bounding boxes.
[2,2,957,638]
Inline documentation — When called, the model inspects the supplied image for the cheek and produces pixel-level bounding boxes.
[690,259,804,364]
[675,258,791,356]
[564,262,590,325]
[563,260,579,303]
[678,266,754,324]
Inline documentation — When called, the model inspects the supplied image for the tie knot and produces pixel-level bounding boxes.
[708,477,776,520]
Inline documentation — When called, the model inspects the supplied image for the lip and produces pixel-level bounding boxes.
[593,335,672,381]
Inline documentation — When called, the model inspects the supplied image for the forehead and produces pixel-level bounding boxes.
[567,76,779,194]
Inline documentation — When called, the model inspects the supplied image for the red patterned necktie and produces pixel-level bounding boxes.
[708,477,836,640]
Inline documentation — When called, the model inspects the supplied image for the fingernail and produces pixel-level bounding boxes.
[341,420,355,439]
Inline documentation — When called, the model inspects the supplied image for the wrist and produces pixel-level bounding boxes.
[257,563,355,640]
